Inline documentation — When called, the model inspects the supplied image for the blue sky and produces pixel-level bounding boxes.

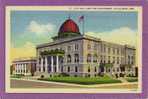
[10,10,139,61]
[11,11,138,47]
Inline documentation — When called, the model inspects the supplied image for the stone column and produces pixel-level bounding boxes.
[17,64,19,74]
[18,64,20,74]
[51,56,53,73]
[24,64,26,75]
[15,64,18,74]
[36,58,40,72]
[22,64,24,74]
[56,55,59,72]
[41,57,43,72]
[45,56,48,73]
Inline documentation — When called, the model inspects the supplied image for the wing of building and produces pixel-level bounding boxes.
[11,57,36,76]
[35,18,138,78]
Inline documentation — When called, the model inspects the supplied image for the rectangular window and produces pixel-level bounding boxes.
[108,47,110,54]
[113,57,115,64]
[94,43,97,51]
[87,44,91,50]
[117,48,119,55]
[68,46,71,51]
[117,57,119,64]
[108,56,110,63]
[113,48,115,54]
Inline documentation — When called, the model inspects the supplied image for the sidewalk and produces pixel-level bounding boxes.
[11,78,138,88]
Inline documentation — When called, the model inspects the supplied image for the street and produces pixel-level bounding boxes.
[10,79,138,89]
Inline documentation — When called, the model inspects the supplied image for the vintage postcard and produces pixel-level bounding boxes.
[5,6,142,93]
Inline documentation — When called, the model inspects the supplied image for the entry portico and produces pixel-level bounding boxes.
[37,49,64,74]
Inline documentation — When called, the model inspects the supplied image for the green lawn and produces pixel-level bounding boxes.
[11,74,23,78]
[38,75,121,85]
[126,77,138,82]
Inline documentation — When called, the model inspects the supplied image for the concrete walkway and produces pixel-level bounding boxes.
[118,77,128,83]
[11,78,138,88]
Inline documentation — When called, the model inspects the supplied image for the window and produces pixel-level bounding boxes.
[74,54,79,63]
[67,55,71,63]
[67,46,71,51]
[113,48,115,54]
[101,44,103,52]
[43,65,45,72]
[68,66,70,72]
[93,54,97,62]
[39,58,41,64]
[131,56,134,64]
[108,56,110,63]
[108,68,110,72]
[87,44,91,50]
[60,57,64,63]
[87,54,91,62]
[108,47,111,54]
[113,57,115,64]
[94,43,97,50]
[75,66,78,72]
[117,48,119,55]
[128,55,130,64]
[88,67,90,72]
[117,57,119,64]
[104,56,106,63]
[94,67,97,72]
[61,66,63,72]
[75,44,79,51]
[104,45,106,53]
[43,57,46,64]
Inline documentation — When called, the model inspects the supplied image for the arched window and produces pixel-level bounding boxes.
[87,54,91,62]
[74,54,79,63]
[67,55,71,63]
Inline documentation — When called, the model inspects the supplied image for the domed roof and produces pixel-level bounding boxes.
[58,19,80,36]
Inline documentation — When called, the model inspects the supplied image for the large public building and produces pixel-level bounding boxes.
[35,18,137,77]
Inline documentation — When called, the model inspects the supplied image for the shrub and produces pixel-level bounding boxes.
[60,73,69,77]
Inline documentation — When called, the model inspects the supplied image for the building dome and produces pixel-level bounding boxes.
[58,19,80,37]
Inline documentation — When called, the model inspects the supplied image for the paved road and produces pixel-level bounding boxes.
[10,79,138,89]
[11,79,83,88]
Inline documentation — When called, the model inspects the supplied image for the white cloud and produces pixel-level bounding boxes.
[27,20,55,35]
[86,27,137,46]
[11,42,36,62]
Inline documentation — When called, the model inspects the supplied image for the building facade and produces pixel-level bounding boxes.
[12,57,37,76]
[35,18,137,77]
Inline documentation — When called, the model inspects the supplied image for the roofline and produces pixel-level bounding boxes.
[36,35,101,49]
[12,57,37,63]
[36,34,136,50]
